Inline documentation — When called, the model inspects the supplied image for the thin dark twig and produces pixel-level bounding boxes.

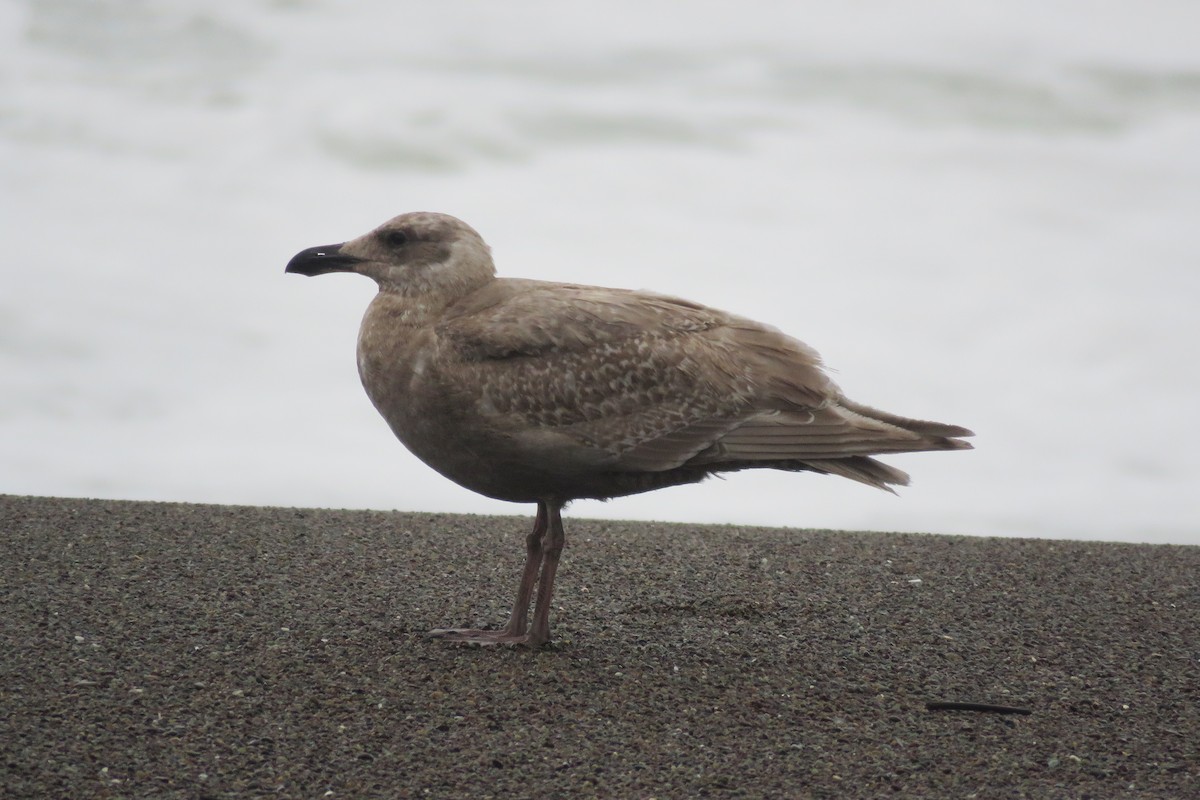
[926,701,1032,715]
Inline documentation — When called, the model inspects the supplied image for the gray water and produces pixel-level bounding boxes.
[3,1,1199,543]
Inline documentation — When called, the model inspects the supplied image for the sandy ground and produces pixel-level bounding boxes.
[2,494,1197,799]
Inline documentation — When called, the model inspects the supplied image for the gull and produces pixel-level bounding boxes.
[286,212,973,647]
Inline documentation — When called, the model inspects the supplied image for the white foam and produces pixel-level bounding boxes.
[3,0,1198,543]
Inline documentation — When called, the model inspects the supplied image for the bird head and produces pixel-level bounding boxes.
[285,211,495,300]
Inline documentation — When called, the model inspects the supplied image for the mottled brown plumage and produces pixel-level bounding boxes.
[286,211,973,646]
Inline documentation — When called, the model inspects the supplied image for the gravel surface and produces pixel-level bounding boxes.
[2,494,1197,799]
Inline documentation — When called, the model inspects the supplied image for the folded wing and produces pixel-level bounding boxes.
[441,279,972,491]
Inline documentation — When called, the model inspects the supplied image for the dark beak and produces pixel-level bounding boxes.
[285,243,363,276]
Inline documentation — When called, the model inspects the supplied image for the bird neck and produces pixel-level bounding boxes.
[363,288,455,328]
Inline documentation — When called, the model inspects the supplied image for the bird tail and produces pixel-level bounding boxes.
[696,399,973,493]
[792,456,912,493]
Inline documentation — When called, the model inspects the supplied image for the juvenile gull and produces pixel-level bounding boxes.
[286,212,973,647]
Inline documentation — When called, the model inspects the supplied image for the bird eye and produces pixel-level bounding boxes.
[383,230,408,248]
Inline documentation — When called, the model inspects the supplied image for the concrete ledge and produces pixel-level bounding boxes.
[2,494,1197,798]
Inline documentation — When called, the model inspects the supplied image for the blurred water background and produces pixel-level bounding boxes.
[3,1,1198,543]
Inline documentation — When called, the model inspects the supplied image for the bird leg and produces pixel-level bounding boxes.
[428,501,550,646]
[527,503,565,648]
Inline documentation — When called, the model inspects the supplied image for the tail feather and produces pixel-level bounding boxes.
[796,456,911,493]
[690,398,973,493]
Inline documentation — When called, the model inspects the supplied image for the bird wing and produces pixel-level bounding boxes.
[438,280,770,464]
[438,279,968,474]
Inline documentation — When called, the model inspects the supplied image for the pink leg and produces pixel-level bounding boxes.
[527,504,565,647]
[429,502,549,646]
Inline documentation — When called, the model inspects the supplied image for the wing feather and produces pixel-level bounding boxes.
[437,277,971,481]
